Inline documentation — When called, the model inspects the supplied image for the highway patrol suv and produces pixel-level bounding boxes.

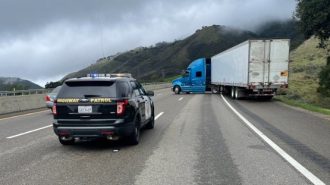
[52,74,155,145]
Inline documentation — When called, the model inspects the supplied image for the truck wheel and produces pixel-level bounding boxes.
[174,86,181,94]
[231,87,235,99]
[220,86,224,93]
[58,137,74,145]
[235,88,240,99]
[211,86,218,94]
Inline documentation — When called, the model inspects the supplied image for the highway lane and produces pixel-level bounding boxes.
[0,88,328,184]
[226,97,330,183]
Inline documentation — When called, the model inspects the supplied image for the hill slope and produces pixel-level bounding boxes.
[64,25,257,82]
[63,20,304,82]
[256,19,305,50]
[284,37,330,108]
[0,77,42,91]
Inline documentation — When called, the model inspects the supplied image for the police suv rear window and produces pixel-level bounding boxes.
[51,86,61,93]
[57,81,117,98]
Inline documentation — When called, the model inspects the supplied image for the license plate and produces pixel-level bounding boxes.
[78,106,92,113]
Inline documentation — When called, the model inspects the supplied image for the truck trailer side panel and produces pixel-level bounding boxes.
[211,41,249,87]
[211,39,289,88]
[269,40,290,85]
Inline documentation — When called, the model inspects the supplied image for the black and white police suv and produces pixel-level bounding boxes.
[52,74,155,145]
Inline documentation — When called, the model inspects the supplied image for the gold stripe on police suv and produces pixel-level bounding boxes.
[90,98,112,103]
[57,98,80,103]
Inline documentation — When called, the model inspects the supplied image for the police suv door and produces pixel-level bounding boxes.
[137,83,152,123]
[130,82,146,123]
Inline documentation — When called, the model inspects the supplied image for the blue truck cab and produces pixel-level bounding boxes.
[172,58,211,94]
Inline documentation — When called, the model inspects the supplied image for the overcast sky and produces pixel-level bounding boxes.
[0,0,297,87]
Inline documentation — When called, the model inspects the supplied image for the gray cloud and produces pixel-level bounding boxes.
[0,0,296,86]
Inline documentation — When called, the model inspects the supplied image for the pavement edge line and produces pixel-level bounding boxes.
[220,94,325,185]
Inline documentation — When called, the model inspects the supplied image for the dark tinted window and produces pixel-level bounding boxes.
[57,81,116,98]
[130,81,137,89]
[117,81,130,98]
[130,81,141,96]
[51,86,62,93]
[196,71,202,77]
[137,82,146,95]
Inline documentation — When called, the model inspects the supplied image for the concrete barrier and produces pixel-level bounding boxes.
[0,94,46,115]
[0,83,172,115]
[144,83,172,91]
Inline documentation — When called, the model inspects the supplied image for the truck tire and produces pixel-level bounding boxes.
[220,86,224,93]
[231,87,236,99]
[211,86,218,94]
[235,87,242,99]
[174,86,181,94]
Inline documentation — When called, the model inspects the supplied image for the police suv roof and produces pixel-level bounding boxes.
[65,76,135,83]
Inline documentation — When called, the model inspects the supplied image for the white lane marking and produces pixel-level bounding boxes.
[158,93,163,96]
[178,97,184,101]
[6,125,52,139]
[0,110,49,121]
[155,112,164,120]
[221,95,325,185]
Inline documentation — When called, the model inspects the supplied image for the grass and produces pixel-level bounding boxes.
[275,96,330,116]
[277,37,330,115]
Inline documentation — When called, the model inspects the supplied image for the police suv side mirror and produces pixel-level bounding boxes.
[146,90,154,96]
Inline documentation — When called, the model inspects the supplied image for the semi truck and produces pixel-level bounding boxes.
[171,39,290,99]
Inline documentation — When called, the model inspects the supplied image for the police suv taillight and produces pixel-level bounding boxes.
[52,100,57,115]
[117,100,128,116]
[45,95,51,101]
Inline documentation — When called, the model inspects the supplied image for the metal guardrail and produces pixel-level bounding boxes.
[0,82,172,97]
[0,89,52,97]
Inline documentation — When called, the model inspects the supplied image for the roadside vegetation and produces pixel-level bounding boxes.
[60,20,303,83]
[276,0,330,115]
[276,38,330,114]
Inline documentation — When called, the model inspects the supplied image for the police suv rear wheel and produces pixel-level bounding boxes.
[145,111,155,129]
[128,117,141,145]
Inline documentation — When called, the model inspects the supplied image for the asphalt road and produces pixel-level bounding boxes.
[0,88,329,185]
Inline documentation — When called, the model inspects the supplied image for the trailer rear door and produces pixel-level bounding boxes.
[249,40,269,85]
[248,40,289,86]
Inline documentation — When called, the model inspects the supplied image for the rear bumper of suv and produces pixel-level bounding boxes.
[53,120,135,138]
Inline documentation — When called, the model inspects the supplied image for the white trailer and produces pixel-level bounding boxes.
[211,39,290,99]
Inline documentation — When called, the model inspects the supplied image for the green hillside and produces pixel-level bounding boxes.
[278,37,330,110]
[0,77,42,91]
[64,25,257,82]
[63,20,304,83]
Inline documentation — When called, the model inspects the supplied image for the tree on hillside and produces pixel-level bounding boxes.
[45,81,62,89]
[256,19,305,50]
[296,0,330,96]
[296,0,330,48]
[318,58,330,96]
